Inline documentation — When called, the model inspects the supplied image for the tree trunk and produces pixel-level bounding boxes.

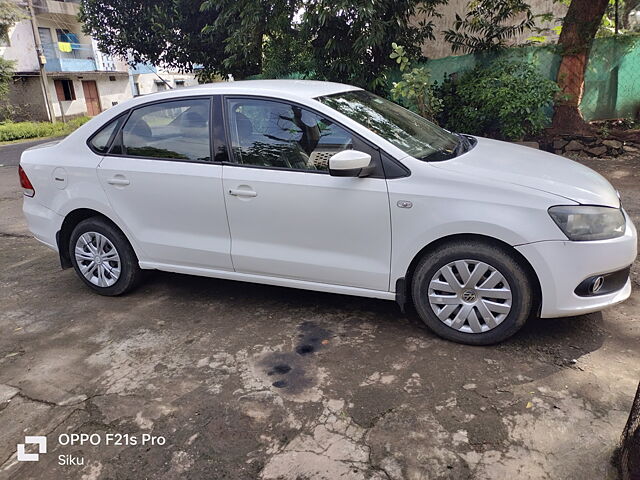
[620,381,640,480]
[552,0,609,133]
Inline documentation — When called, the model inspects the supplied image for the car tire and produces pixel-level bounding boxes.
[411,240,533,345]
[69,217,142,296]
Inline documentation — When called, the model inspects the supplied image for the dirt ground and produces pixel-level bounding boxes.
[0,149,639,480]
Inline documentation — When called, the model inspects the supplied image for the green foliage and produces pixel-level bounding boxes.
[389,43,442,122]
[261,32,314,79]
[300,0,446,92]
[0,117,90,142]
[201,0,303,78]
[436,60,559,140]
[597,0,640,36]
[444,0,536,53]
[80,0,234,79]
[0,0,24,40]
[80,0,445,85]
[0,0,23,103]
[0,57,14,100]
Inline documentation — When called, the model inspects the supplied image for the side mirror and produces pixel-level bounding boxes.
[328,150,374,177]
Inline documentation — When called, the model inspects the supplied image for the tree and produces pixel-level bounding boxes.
[443,0,536,54]
[551,0,609,132]
[301,0,445,92]
[0,0,23,39]
[81,0,446,88]
[0,0,23,102]
[80,0,236,79]
[201,0,305,79]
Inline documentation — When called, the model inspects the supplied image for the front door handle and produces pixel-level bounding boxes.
[228,188,257,198]
[107,176,130,186]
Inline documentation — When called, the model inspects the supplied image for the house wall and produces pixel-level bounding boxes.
[37,17,93,44]
[4,76,48,121]
[417,0,568,59]
[48,74,132,119]
[1,20,39,72]
[133,71,199,96]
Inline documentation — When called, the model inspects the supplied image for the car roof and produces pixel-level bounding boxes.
[142,79,361,101]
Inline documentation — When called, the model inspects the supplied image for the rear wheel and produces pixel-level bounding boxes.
[69,217,142,296]
[411,241,533,345]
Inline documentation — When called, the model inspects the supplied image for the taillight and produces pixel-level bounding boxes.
[18,165,35,197]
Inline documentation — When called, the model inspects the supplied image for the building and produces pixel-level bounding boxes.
[1,0,199,122]
[129,62,199,97]
[1,0,131,121]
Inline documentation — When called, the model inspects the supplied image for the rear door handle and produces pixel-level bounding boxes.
[228,188,257,197]
[107,177,130,186]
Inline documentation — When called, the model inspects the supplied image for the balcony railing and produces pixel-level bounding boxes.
[42,42,97,72]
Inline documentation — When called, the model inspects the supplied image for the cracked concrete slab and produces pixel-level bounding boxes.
[0,151,639,479]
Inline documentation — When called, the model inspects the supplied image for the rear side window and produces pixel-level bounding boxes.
[111,98,211,162]
[88,117,121,154]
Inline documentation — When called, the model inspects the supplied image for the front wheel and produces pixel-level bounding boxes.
[411,241,533,345]
[69,217,142,296]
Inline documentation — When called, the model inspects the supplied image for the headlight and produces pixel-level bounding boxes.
[548,206,625,241]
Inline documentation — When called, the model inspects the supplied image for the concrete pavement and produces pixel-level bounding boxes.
[0,151,639,479]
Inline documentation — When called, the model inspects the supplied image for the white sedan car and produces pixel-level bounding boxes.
[19,80,637,344]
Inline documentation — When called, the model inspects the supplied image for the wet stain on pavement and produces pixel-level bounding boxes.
[258,322,333,395]
[295,344,314,355]
[295,321,332,355]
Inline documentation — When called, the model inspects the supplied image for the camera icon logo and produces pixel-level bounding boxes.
[17,436,47,462]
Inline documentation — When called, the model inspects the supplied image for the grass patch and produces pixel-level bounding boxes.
[0,117,91,142]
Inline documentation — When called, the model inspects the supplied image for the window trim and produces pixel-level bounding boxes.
[221,95,409,178]
[100,96,216,164]
[85,92,410,177]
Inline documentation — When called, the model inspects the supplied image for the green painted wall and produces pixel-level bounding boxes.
[419,36,640,122]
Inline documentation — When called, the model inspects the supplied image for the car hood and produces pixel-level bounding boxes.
[431,136,620,207]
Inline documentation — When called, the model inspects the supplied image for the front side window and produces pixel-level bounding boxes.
[226,98,355,171]
[317,90,459,161]
[114,98,211,161]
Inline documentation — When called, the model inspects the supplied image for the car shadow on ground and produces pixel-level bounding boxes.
[141,269,606,364]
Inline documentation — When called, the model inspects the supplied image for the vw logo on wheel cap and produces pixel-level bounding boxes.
[462,290,477,302]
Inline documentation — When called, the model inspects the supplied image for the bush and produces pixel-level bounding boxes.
[436,59,558,140]
[0,117,90,142]
[389,43,442,122]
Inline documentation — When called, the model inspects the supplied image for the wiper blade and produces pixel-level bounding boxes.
[420,134,470,162]
[454,133,470,155]
[420,148,456,162]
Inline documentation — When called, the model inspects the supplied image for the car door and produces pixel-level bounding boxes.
[96,97,233,270]
[222,97,391,291]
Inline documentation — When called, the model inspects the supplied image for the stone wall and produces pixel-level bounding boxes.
[4,76,49,122]
[547,135,640,158]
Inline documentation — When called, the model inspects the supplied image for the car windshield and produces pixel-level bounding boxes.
[317,90,460,161]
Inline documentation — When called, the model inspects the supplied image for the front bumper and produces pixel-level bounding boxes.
[516,217,637,318]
